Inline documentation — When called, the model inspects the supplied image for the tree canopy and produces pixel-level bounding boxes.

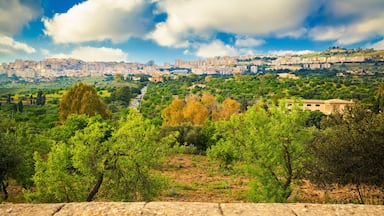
[59,83,111,122]
[208,102,313,202]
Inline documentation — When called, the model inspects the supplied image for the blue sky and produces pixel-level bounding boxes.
[1,0,384,65]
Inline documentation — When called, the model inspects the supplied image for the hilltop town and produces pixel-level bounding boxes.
[1,47,384,82]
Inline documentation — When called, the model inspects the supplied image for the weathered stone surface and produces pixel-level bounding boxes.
[0,203,64,216]
[1,202,384,216]
[286,203,384,216]
[55,202,145,216]
[142,202,222,216]
[220,203,296,216]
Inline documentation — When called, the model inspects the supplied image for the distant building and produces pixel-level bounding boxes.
[286,99,354,115]
[171,69,191,75]
[150,73,163,83]
[277,73,298,79]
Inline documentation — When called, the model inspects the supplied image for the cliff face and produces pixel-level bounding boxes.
[1,202,384,216]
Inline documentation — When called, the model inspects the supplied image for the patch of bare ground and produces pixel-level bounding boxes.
[157,154,384,204]
[157,154,250,203]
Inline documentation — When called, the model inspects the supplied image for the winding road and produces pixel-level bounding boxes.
[130,85,147,110]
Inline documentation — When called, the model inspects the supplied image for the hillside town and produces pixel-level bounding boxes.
[1,47,384,82]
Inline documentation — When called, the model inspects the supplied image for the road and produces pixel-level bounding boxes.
[130,85,147,110]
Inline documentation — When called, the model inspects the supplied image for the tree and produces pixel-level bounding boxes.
[6,94,12,104]
[212,98,241,121]
[111,86,132,106]
[59,82,111,122]
[29,95,33,105]
[201,92,218,115]
[183,99,208,125]
[0,118,50,201]
[162,98,185,126]
[159,124,213,152]
[373,82,384,113]
[18,100,23,113]
[208,102,313,202]
[0,119,21,200]
[307,105,384,203]
[36,91,45,106]
[28,110,173,202]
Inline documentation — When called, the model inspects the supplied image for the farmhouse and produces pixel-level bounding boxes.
[287,99,354,115]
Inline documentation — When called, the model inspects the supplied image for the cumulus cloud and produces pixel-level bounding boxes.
[366,40,384,50]
[43,0,156,43]
[0,35,36,54]
[151,0,318,47]
[269,50,315,56]
[309,0,384,45]
[0,0,42,36]
[50,46,128,62]
[235,36,264,47]
[195,40,239,58]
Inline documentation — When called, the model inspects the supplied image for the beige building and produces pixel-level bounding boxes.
[287,99,354,115]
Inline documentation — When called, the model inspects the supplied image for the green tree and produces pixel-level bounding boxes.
[307,105,384,203]
[373,82,384,113]
[17,100,23,113]
[111,86,132,106]
[36,91,45,106]
[59,83,111,122]
[0,118,50,201]
[0,119,21,200]
[208,102,313,202]
[27,110,173,202]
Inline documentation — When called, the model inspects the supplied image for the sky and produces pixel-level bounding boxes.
[1,0,384,65]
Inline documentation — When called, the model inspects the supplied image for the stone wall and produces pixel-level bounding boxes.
[1,202,384,216]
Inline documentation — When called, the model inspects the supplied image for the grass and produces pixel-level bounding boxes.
[2,153,383,204]
[157,154,384,204]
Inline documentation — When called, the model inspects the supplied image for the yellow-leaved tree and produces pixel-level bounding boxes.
[59,82,111,122]
[183,99,209,125]
[201,92,218,115]
[161,98,185,126]
[213,98,241,121]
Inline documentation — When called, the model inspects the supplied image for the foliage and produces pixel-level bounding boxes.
[0,118,21,200]
[208,102,313,202]
[373,82,384,113]
[0,117,51,201]
[27,110,174,202]
[307,105,384,203]
[162,98,185,126]
[141,74,383,122]
[59,82,111,122]
[183,98,209,125]
[212,98,241,121]
[159,123,214,153]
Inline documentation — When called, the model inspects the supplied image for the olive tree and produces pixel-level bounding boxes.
[208,102,313,202]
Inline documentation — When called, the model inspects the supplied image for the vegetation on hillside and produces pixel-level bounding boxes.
[1,72,384,204]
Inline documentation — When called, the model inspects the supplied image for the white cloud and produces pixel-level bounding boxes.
[50,46,128,62]
[309,15,384,45]
[151,0,318,47]
[235,36,264,47]
[195,40,239,58]
[183,49,192,55]
[269,50,315,56]
[40,48,50,56]
[0,0,42,36]
[277,27,307,38]
[43,0,156,43]
[309,0,384,45]
[366,40,384,50]
[0,35,36,54]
